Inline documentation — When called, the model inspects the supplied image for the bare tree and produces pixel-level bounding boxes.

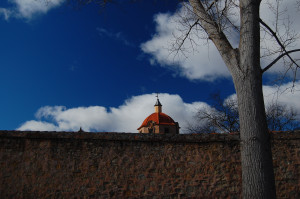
[187,92,300,134]
[266,102,300,131]
[178,1,300,198]
[187,92,239,133]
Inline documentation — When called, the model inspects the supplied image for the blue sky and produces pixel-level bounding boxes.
[0,0,299,133]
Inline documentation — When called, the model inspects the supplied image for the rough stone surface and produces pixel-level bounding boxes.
[0,130,299,198]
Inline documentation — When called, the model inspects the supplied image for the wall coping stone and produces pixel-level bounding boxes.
[0,130,299,143]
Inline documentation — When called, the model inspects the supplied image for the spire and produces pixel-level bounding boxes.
[154,93,162,113]
[155,99,162,106]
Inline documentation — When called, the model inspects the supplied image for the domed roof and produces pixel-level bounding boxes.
[137,112,176,130]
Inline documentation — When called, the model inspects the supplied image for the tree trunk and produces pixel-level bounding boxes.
[233,0,276,198]
[234,75,276,198]
[188,0,277,197]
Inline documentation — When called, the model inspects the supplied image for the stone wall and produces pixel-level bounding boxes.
[0,131,299,198]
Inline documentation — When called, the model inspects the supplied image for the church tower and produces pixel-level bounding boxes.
[154,98,162,113]
[137,95,180,134]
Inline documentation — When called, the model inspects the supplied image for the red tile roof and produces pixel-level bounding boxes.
[137,112,176,130]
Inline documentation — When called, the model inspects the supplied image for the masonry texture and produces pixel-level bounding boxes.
[0,131,299,198]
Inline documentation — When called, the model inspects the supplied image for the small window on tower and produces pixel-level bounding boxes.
[165,128,169,134]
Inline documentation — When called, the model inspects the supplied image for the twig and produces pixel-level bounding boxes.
[261,49,300,73]
[259,18,300,71]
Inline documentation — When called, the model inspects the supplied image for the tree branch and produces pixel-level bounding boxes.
[174,19,200,54]
[259,18,300,71]
[188,0,239,73]
[206,0,220,12]
[262,49,300,73]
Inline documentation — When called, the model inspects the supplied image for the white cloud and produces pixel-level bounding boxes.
[19,120,59,131]
[18,93,209,133]
[141,1,300,81]
[1,0,65,20]
[15,0,65,19]
[227,81,300,120]
[141,5,231,81]
[18,82,300,133]
[263,81,300,116]
[0,8,12,20]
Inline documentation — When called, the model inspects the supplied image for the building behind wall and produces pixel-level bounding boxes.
[137,98,180,134]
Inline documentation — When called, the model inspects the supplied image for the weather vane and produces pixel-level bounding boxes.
[156,93,159,100]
